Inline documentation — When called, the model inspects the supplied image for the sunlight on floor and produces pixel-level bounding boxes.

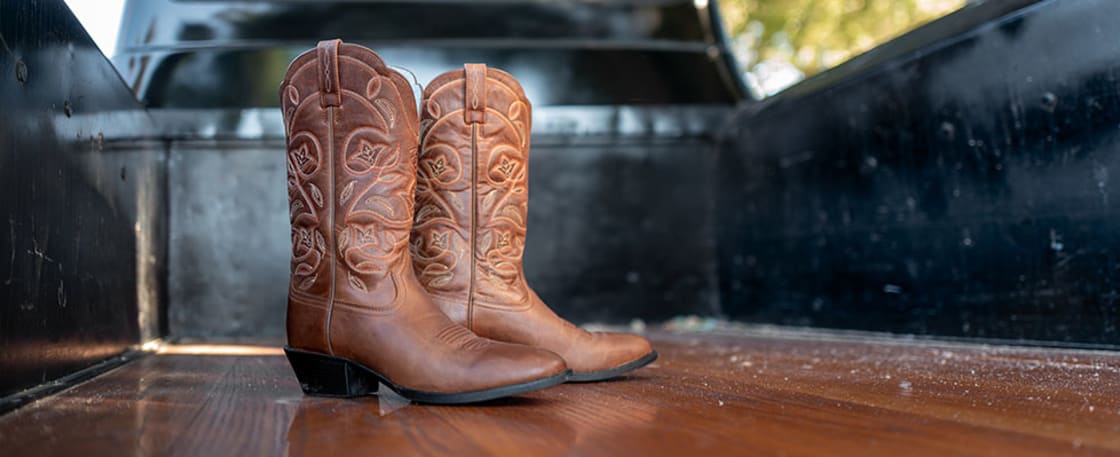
[155,343,285,356]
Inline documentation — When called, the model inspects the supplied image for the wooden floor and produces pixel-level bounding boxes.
[1,330,1119,456]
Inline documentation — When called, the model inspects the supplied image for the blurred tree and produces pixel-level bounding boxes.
[718,0,966,96]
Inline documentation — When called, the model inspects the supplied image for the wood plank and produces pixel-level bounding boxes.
[0,332,1117,457]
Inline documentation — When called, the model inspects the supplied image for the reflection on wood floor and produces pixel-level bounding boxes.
[1,330,1118,456]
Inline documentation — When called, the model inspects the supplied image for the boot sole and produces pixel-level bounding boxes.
[568,350,659,382]
[284,347,571,404]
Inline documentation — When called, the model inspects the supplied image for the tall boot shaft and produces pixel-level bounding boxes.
[282,40,418,324]
[280,42,567,402]
[413,65,656,381]
[412,64,534,319]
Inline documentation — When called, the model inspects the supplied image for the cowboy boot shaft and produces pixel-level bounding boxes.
[413,64,655,380]
[281,41,418,349]
[413,65,534,320]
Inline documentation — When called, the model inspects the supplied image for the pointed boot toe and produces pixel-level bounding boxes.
[567,333,657,382]
[479,342,570,385]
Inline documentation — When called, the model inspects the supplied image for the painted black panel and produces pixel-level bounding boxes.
[112,0,746,108]
[134,47,738,109]
[116,1,709,47]
[0,0,165,398]
[166,143,289,338]
[526,139,722,324]
[716,0,1119,345]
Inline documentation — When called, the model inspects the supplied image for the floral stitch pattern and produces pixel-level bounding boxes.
[412,71,531,304]
[336,72,415,295]
[282,61,416,302]
[282,85,326,291]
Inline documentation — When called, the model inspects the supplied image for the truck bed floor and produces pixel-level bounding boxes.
[1,330,1118,456]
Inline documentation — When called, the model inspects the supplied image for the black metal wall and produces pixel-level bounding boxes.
[113,0,746,108]
[0,0,166,399]
[717,0,1119,346]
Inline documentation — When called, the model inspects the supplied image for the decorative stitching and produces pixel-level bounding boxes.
[283,47,414,313]
[412,68,531,308]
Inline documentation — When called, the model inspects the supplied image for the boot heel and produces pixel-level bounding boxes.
[284,347,378,397]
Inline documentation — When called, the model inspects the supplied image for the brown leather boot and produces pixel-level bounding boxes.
[412,64,657,382]
[280,41,569,403]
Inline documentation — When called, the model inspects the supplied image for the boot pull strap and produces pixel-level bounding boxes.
[317,39,342,107]
[464,63,487,124]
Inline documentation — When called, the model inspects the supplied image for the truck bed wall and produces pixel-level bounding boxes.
[716,0,1119,346]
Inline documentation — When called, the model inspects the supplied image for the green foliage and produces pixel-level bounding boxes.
[719,0,965,94]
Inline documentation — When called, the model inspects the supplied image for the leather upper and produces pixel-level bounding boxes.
[281,41,565,393]
[412,65,534,315]
[412,64,653,374]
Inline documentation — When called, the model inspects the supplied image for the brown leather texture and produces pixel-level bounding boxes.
[280,41,566,393]
[412,64,654,375]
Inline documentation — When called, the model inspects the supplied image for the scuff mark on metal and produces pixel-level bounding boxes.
[57,280,66,308]
[6,217,16,285]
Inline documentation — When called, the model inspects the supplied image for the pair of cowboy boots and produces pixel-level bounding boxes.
[279,40,656,404]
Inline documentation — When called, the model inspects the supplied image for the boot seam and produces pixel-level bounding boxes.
[467,122,479,330]
[325,106,338,356]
